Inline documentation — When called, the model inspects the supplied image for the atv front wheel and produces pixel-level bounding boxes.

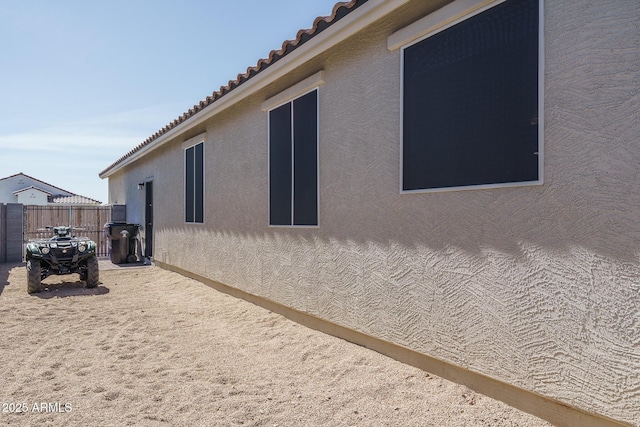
[85,256,99,288]
[27,260,42,294]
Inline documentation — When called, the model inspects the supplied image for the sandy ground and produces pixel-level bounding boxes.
[0,260,552,426]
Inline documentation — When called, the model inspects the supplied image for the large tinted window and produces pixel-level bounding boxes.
[269,90,318,226]
[402,0,540,191]
[185,142,204,223]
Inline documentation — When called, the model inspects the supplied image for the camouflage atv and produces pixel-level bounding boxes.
[25,226,99,294]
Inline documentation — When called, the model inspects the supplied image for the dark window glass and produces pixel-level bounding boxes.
[185,142,204,223]
[269,90,318,226]
[269,103,293,226]
[185,146,195,222]
[402,0,539,191]
[194,142,204,223]
[293,91,318,226]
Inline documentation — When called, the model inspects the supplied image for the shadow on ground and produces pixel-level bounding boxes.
[0,262,23,296]
[99,258,152,271]
[32,281,110,299]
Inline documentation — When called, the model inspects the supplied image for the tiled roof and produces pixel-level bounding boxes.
[100,0,368,177]
[50,195,102,205]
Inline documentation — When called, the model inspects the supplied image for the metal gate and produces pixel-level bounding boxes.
[24,206,111,257]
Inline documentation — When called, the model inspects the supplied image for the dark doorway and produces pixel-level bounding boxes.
[145,181,153,258]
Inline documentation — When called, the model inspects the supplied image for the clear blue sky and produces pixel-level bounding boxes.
[0,0,340,204]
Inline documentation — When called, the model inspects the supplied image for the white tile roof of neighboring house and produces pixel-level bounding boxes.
[50,195,102,205]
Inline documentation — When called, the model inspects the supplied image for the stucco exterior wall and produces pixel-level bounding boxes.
[106,1,640,424]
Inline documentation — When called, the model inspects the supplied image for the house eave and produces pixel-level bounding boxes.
[99,0,411,179]
[12,186,52,196]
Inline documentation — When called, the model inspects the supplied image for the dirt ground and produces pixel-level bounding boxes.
[0,261,551,426]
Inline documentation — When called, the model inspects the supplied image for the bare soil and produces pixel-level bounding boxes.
[0,261,551,426]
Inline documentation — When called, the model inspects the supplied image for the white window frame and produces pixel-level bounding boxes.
[389,0,545,194]
[264,72,324,228]
[183,133,206,224]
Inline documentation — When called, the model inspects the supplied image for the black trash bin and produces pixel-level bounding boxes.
[104,222,140,264]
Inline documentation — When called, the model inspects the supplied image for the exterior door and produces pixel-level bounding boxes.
[145,181,153,258]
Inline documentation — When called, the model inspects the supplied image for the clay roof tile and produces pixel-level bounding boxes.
[100,0,367,177]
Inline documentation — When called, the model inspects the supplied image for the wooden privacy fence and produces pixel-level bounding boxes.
[24,206,112,257]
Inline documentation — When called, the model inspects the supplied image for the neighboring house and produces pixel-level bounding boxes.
[0,173,101,206]
[99,1,639,426]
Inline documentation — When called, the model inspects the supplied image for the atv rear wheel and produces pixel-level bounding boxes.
[85,256,99,288]
[27,259,42,294]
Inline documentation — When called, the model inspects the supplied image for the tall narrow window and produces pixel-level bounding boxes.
[401,0,541,192]
[269,89,318,226]
[185,141,204,223]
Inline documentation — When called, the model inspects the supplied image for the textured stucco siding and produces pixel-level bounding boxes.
[107,1,640,424]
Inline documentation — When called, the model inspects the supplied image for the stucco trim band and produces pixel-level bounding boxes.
[261,71,326,112]
[387,0,507,51]
[154,260,632,427]
[181,132,207,149]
